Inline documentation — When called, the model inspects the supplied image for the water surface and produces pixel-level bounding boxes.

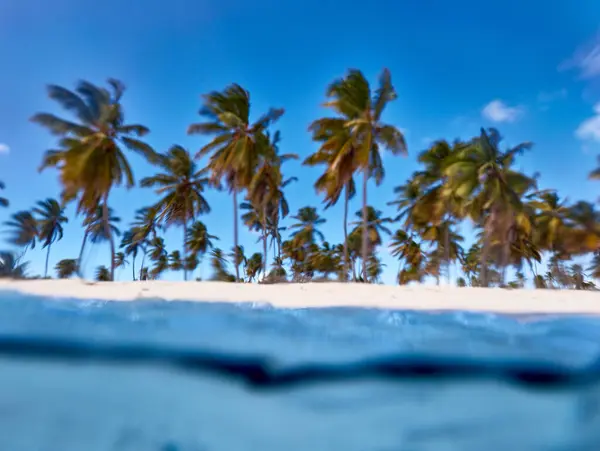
[0,290,599,450]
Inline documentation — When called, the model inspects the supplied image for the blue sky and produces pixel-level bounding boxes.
[1,0,600,283]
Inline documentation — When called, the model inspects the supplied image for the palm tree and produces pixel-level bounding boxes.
[0,251,28,279]
[3,211,38,252]
[389,229,425,284]
[529,190,570,255]
[289,207,326,247]
[350,206,393,256]
[131,206,161,241]
[209,248,234,281]
[33,198,68,278]
[245,252,264,282]
[55,259,78,279]
[169,250,183,272]
[246,130,298,277]
[114,251,128,276]
[141,145,211,281]
[186,221,218,278]
[321,68,407,281]
[304,122,357,281]
[0,181,8,208]
[188,83,284,282]
[119,230,143,281]
[95,265,110,282]
[444,128,536,286]
[33,79,156,281]
[78,206,121,277]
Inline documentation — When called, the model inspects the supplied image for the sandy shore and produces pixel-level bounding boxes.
[0,279,598,314]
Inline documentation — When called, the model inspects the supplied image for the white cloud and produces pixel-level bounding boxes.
[481,100,523,123]
[560,32,600,79]
[576,103,600,142]
[0,143,9,155]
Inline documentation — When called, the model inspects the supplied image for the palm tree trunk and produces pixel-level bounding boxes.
[44,243,51,279]
[343,183,349,282]
[262,203,268,280]
[102,196,115,282]
[77,231,88,278]
[132,255,136,281]
[140,251,146,280]
[444,221,451,285]
[233,189,240,282]
[361,170,368,282]
[183,215,188,282]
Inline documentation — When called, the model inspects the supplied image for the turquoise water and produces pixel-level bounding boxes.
[0,291,600,450]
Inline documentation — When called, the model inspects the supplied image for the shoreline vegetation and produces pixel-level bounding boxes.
[1,279,600,315]
[0,70,599,290]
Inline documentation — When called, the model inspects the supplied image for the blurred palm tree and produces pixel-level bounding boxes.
[33,79,156,281]
[3,211,38,253]
[0,251,28,279]
[78,206,121,277]
[444,128,536,286]
[321,68,407,281]
[141,145,211,281]
[33,198,68,278]
[95,265,111,282]
[55,258,78,279]
[188,83,283,281]
[289,207,326,246]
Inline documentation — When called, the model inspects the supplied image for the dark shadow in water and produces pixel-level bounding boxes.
[0,334,599,390]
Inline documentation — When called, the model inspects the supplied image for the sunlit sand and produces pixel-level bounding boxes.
[0,279,598,315]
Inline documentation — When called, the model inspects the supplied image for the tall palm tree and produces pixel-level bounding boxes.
[55,258,78,279]
[444,128,536,286]
[350,206,393,254]
[321,68,407,281]
[119,230,143,281]
[304,121,357,281]
[186,221,218,279]
[78,206,121,277]
[141,145,211,281]
[188,83,284,281]
[131,206,161,241]
[529,190,570,255]
[389,230,425,285]
[209,248,234,282]
[0,181,8,208]
[114,251,128,275]
[246,131,298,276]
[33,79,156,281]
[3,211,38,252]
[33,198,68,278]
[289,207,326,246]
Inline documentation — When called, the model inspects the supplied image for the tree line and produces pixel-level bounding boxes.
[1,70,599,289]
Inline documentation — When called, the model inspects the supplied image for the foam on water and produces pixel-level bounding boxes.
[0,290,600,450]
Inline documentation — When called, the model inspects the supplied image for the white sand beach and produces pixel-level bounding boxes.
[0,279,598,315]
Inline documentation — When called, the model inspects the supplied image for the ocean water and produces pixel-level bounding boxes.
[0,291,600,450]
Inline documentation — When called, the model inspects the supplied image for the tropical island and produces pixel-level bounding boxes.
[0,69,599,298]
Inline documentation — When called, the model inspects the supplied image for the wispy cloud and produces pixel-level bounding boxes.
[560,32,600,79]
[575,103,600,143]
[537,89,568,103]
[0,143,9,155]
[481,100,523,123]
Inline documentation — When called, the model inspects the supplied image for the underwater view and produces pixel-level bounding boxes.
[0,291,599,450]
